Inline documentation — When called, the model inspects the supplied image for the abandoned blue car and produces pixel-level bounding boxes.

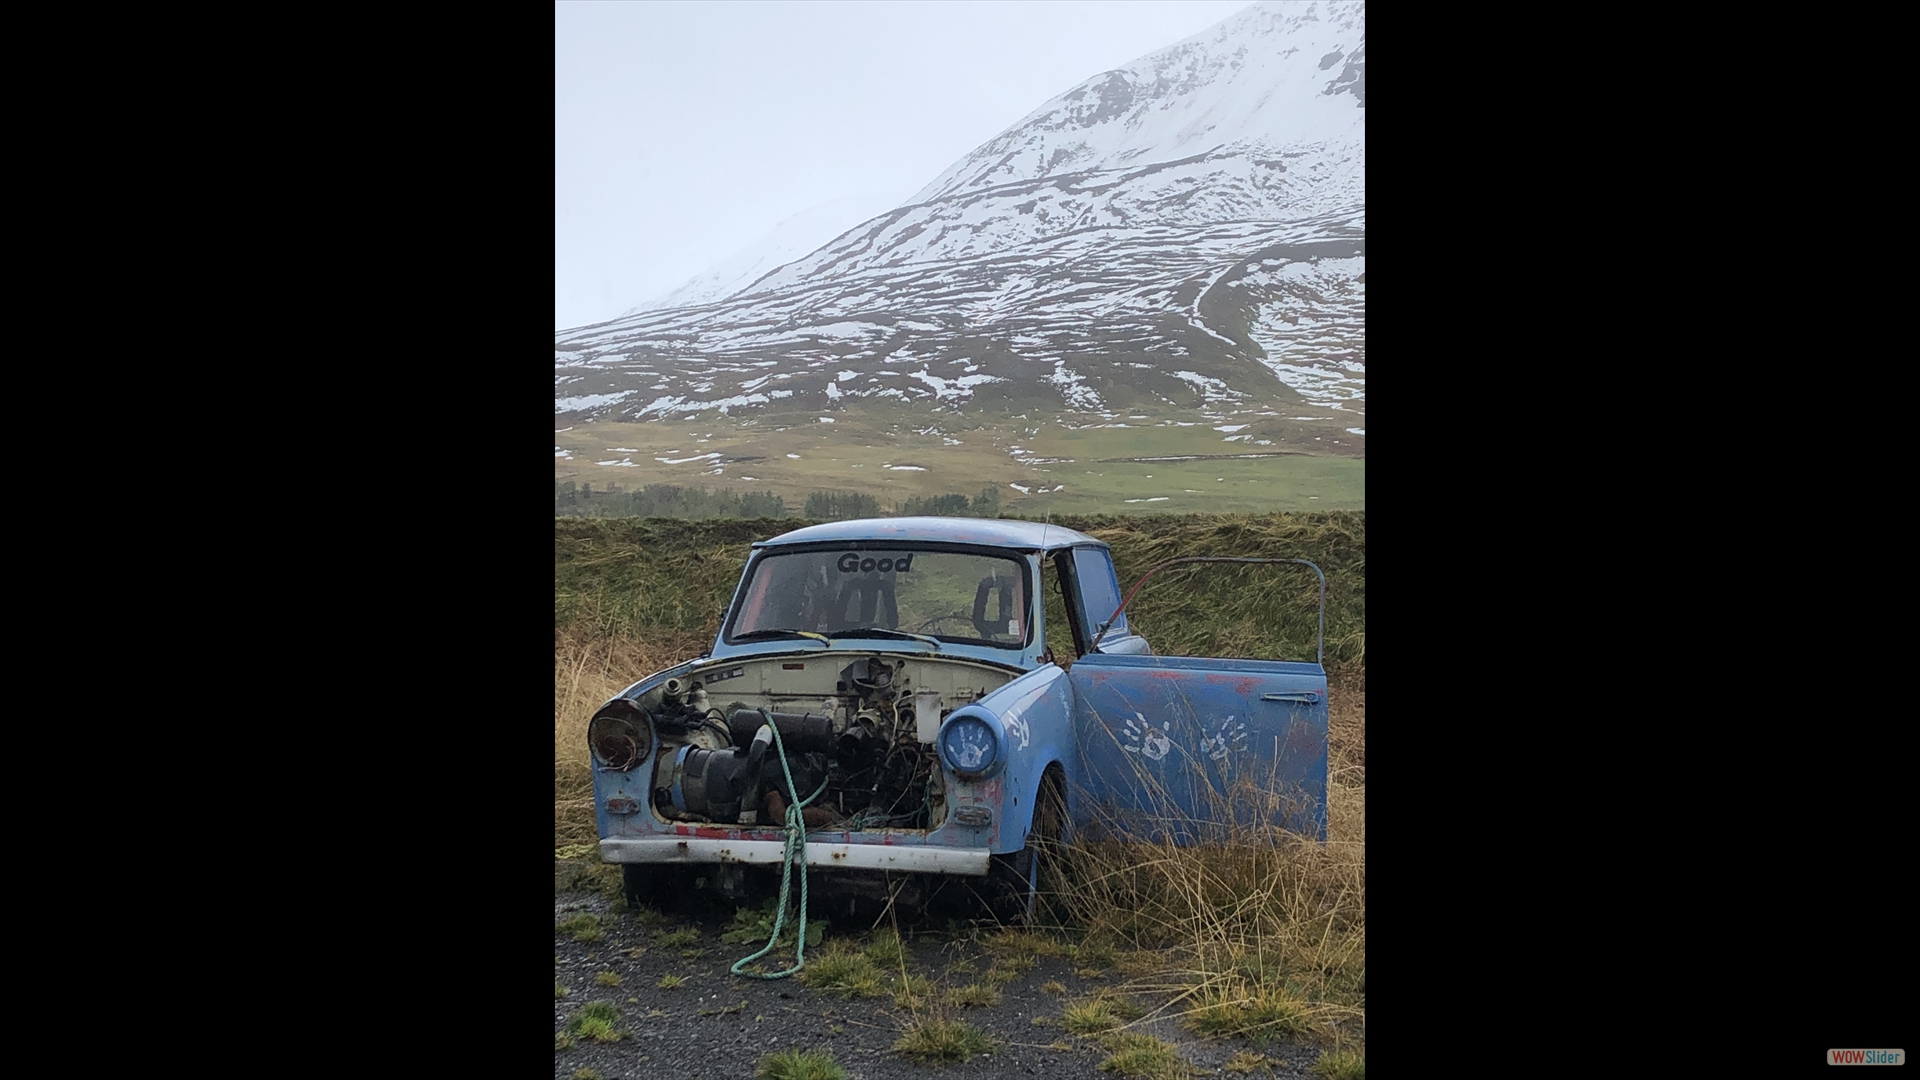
[589,516,1328,921]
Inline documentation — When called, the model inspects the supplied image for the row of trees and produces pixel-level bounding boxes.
[802,490,881,520]
[556,481,786,519]
[895,485,1000,518]
[558,482,1007,521]
[794,485,1004,520]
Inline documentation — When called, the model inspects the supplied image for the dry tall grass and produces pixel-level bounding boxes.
[1037,677,1366,1044]
[555,626,709,848]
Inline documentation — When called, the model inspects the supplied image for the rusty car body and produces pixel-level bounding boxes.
[588,516,1328,921]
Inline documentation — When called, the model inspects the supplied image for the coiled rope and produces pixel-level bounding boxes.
[731,708,828,979]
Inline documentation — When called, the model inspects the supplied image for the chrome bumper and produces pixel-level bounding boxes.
[599,837,991,875]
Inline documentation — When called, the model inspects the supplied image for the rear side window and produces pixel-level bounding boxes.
[1072,547,1127,648]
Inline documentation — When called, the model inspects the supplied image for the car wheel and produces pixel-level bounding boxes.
[621,864,692,914]
[989,773,1066,925]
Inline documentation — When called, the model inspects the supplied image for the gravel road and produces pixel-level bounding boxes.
[553,873,1330,1079]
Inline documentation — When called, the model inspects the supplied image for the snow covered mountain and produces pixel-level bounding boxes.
[906,1,1362,206]
[557,0,1364,426]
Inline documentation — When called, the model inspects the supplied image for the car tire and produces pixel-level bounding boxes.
[986,849,1034,924]
[622,864,692,914]
[989,773,1066,925]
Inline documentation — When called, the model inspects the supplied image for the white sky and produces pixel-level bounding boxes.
[555,0,1255,331]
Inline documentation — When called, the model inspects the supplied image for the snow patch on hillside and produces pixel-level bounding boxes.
[557,392,631,413]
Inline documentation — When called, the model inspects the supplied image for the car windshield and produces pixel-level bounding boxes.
[728,547,1031,649]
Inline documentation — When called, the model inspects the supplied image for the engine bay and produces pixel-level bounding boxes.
[588,654,1016,833]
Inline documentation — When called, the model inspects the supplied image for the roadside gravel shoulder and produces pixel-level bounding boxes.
[554,874,1328,1079]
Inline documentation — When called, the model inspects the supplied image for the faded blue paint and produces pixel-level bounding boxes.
[936,664,1077,855]
[1066,653,1327,842]
[593,659,697,842]
[755,516,1104,552]
[940,655,1327,849]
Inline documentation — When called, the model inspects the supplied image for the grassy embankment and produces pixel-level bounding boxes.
[555,512,1366,1061]
[555,406,1365,518]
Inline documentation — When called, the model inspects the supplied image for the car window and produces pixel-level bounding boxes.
[731,548,1031,647]
[1072,547,1128,647]
[1040,554,1080,660]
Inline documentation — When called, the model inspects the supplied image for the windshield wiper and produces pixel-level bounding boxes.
[731,628,830,646]
[825,627,942,650]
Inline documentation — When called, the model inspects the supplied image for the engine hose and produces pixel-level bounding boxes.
[731,707,829,980]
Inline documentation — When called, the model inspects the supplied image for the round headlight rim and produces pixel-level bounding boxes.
[587,710,653,772]
[936,709,1006,779]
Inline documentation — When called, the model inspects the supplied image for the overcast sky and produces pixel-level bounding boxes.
[555,0,1254,331]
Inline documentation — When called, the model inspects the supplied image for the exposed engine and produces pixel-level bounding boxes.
[595,657,956,832]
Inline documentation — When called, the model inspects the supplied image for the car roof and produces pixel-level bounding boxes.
[754,516,1104,551]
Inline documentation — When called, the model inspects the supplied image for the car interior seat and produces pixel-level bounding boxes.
[830,577,898,630]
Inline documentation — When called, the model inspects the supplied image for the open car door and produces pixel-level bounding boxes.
[1060,553,1328,842]
[1065,653,1327,842]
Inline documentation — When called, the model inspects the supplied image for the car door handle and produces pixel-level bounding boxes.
[1261,693,1319,704]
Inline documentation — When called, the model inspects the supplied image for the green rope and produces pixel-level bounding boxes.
[731,708,828,980]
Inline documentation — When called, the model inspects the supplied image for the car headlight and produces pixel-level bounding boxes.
[939,713,1002,777]
[588,707,651,771]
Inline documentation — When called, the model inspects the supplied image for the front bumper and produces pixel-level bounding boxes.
[599,837,991,875]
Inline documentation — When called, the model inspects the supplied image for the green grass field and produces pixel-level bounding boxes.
[555,403,1364,516]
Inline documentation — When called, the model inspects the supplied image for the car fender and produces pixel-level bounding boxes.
[944,663,1076,854]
